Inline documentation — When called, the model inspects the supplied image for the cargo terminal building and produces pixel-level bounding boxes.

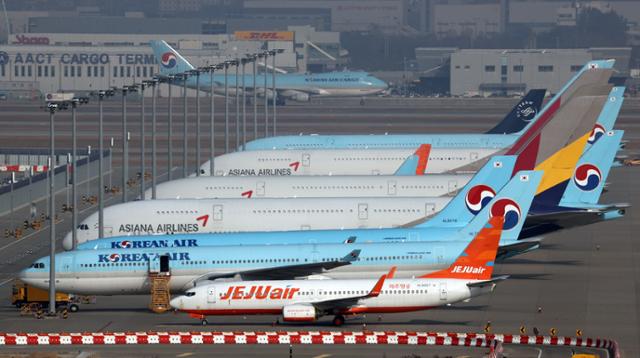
[0,29,342,98]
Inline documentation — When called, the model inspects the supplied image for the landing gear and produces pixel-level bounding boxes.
[332,315,345,326]
[201,319,208,326]
[69,304,79,312]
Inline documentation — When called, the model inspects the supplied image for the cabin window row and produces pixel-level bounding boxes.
[363,255,423,261]
[252,208,349,214]
[155,210,199,214]
[372,208,422,213]
[257,158,292,162]
[205,186,244,190]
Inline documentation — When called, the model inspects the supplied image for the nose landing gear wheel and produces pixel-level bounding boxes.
[332,315,345,326]
[201,319,208,326]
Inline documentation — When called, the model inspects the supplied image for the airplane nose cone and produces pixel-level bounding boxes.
[170,297,183,310]
[62,233,73,251]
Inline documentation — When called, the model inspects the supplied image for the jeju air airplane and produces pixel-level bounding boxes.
[170,216,507,326]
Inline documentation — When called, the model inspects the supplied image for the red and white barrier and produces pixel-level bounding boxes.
[0,331,619,356]
[0,165,48,173]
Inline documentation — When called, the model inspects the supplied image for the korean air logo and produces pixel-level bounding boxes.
[516,100,537,122]
[465,185,496,215]
[587,124,606,145]
[490,198,521,230]
[117,240,132,249]
[161,52,177,69]
[574,164,601,191]
[107,253,121,262]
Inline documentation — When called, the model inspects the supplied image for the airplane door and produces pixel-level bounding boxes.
[213,205,223,221]
[159,255,170,273]
[149,257,160,273]
[448,180,458,194]
[425,203,436,216]
[207,287,216,303]
[439,282,448,300]
[470,152,479,161]
[256,181,265,196]
[387,180,397,196]
[358,203,369,220]
[302,153,311,167]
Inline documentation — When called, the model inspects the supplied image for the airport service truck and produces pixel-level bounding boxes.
[11,280,79,312]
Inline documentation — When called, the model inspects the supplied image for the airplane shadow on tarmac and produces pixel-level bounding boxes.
[502,258,582,266]
[159,318,473,328]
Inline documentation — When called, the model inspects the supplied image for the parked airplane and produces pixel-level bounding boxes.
[150,40,388,102]
[171,217,506,326]
[242,60,613,150]
[146,172,472,200]
[200,144,497,176]
[64,156,515,250]
[22,171,540,295]
[198,63,613,176]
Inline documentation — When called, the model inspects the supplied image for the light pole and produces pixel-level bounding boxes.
[182,72,189,178]
[262,51,269,137]
[208,65,218,176]
[150,77,159,198]
[120,87,128,203]
[46,102,56,315]
[251,55,258,140]
[224,60,234,153]
[97,90,113,239]
[241,58,247,150]
[234,59,240,151]
[70,98,79,250]
[166,75,174,181]
[270,49,284,136]
[139,83,146,199]
[192,69,202,176]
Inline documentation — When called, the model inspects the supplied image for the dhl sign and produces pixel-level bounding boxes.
[235,31,294,41]
[220,285,300,300]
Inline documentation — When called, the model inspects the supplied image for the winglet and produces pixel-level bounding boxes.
[387,266,397,279]
[341,249,361,262]
[367,274,387,298]
[420,216,504,280]
[393,144,430,176]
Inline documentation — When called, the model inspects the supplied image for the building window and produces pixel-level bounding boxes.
[100,66,105,77]
[94,66,99,77]
[120,66,124,77]
[538,65,553,72]
[143,66,147,77]
[43,66,48,77]
[87,66,92,77]
[20,65,25,77]
[136,66,141,77]
[126,66,131,77]
[513,65,524,72]
[51,66,55,77]
[501,65,507,76]
[76,66,81,77]
[113,66,118,78]
[14,65,18,77]
[27,65,32,77]
[70,66,75,77]
[485,65,495,72]
[1,64,5,77]
[570,65,581,72]
[37,65,42,77]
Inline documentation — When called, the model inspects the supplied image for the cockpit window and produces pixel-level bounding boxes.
[185,291,196,297]
[29,262,45,269]
[77,224,89,230]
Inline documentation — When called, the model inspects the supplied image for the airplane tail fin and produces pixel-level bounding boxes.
[559,130,623,206]
[584,86,625,150]
[415,155,516,228]
[420,216,504,280]
[149,40,195,75]
[394,144,430,176]
[485,89,546,134]
[455,170,543,244]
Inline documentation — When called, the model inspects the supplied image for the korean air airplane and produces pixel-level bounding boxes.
[243,60,613,151]
[172,217,506,326]
[150,40,388,102]
[63,155,516,250]
[22,171,540,295]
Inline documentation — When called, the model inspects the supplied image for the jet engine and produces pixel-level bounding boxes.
[282,304,317,322]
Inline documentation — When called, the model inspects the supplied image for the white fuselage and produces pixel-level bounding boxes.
[199,147,499,176]
[63,196,452,250]
[145,174,472,200]
[171,278,492,319]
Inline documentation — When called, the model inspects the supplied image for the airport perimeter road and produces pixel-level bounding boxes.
[0,97,638,357]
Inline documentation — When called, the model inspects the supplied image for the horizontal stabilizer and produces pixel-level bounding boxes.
[466,275,509,288]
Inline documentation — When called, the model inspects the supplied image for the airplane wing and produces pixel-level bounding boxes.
[466,275,509,288]
[309,272,387,314]
[496,239,541,260]
[194,249,361,283]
